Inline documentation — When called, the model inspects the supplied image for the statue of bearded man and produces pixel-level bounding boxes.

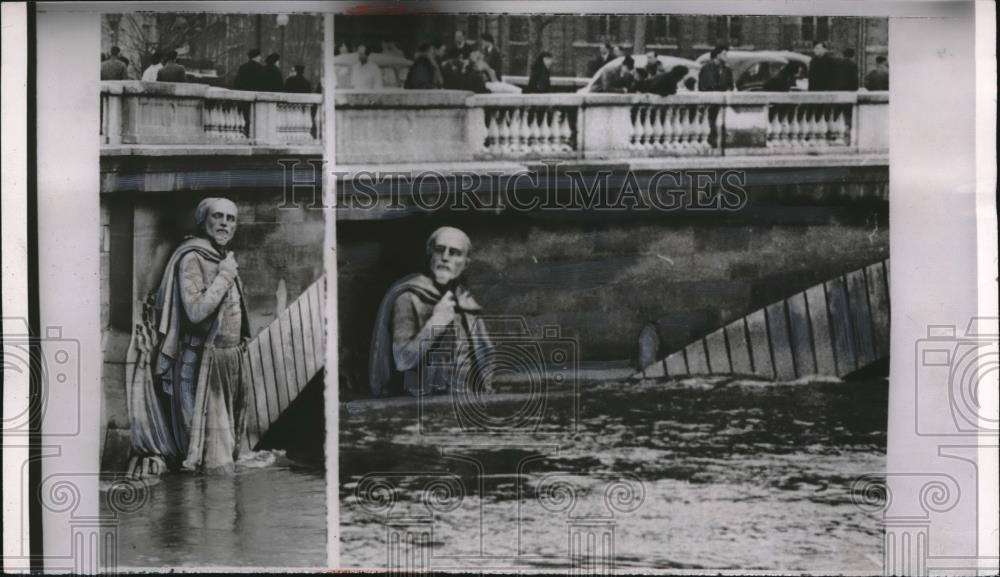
[369,227,493,397]
[138,197,251,475]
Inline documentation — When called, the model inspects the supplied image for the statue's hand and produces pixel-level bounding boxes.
[429,291,457,328]
[219,252,239,277]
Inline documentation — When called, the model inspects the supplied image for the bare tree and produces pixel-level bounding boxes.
[632,15,647,55]
[526,15,558,72]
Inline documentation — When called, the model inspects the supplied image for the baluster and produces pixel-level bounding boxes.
[696,106,710,152]
[485,110,498,152]
[547,109,559,153]
[815,106,830,148]
[804,107,817,147]
[527,109,539,153]
[669,107,682,150]
[556,110,571,151]
[642,106,656,152]
[659,107,673,151]
[535,109,549,154]
[228,105,240,141]
[679,106,693,150]
[628,107,639,150]
[767,107,780,146]
[649,107,663,151]
[828,107,844,146]
[787,106,801,148]
[776,106,788,148]
[497,109,510,153]
[509,108,522,154]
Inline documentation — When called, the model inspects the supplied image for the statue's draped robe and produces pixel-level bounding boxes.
[369,273,493,397]
[128,237,250,474]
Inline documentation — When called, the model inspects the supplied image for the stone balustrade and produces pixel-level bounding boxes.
[100,81,322,150]
[334,90,887,166]
[100,82,886,165]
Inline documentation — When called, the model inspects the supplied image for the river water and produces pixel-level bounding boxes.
[101,375,887,571]
[339,376,888,572]
[102,453,326,569]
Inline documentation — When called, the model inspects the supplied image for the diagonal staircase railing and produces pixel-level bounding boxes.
[240,275,326,451]
[635,259,889,381]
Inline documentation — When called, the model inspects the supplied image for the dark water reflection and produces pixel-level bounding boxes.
[103,462,325,569]
[340,377,888,571]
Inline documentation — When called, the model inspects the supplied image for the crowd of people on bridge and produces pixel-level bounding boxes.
[101,46,318,94]
[103,30,888,95]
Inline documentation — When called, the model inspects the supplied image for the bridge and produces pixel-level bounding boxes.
[99,82,888,467]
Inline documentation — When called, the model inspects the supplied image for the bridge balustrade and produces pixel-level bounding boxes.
[100,81,322,149]
[100,82,886,165]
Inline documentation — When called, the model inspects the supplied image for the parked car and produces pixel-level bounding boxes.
[694,50,811,91]
[335,51,523,93]
[578,54,702,93]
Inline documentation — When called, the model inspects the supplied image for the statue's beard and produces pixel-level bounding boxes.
[209,228,232,247]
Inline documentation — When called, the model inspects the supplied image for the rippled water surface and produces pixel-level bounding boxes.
[340,377,888,572]
[103,462,325,569]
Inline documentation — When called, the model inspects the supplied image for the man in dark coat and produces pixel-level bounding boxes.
[480,33,503,82]
[808,42,839,91]
[698,45,734,92]
[865,56,889,91]
[261,53,284,92]
[101,46,128,80]
[156,51,187,83]
[284,64,312,93]
[444,30,468,62]
[835,48,860,91]
[587,43,613,77]
[405,42,444,89]
[234,49,265,91]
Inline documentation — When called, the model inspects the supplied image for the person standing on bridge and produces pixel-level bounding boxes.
[156,51,187,83]
[262,53,284,92]
[131,197,251,477]
[369,227,494,397]
[234,48,266,91]
[101,46,128,80]
[698,45,734,92]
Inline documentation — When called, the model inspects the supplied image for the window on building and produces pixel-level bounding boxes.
[586,15,620,43]
[467,15,482,41]
[651,15,680,44]
[509,15,529,42]
[708,16,743,46]
[801,16,831,43]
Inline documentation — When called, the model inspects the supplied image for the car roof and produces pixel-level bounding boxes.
[581,54,701,92]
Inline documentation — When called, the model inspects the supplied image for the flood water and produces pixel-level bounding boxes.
[340,376,888,572]
[101,456,326,569]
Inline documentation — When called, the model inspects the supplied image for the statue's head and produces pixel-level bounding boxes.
[426,226,471,287]
[195,197,238,248]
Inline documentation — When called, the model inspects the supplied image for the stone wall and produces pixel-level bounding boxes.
[335,166,888,394]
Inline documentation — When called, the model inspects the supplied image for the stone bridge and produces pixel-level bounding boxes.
[100,82,888,465]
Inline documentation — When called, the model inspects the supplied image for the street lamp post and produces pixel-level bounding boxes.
[276,14,289,74]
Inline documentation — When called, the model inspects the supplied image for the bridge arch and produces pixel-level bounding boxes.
[634,259,890,381]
